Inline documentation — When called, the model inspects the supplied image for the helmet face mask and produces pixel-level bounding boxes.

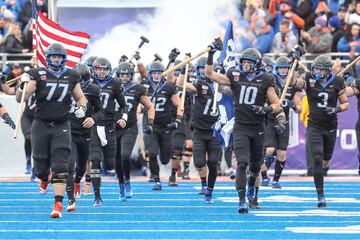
[239,48,262,74]
[275,56,291,79]
[262,56,275,73]
[46,43,67,71]
[148,61,164,84]
[310,55,332,81]
[92,58,112,81]
[74,63,91,88]
[116,62,135,84]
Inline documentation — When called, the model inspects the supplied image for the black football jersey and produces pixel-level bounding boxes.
[226,68,275,125]
[23,93,36,118]
[268,76,301,121]
[141,79,177,127]
[305,72,345,130]
[115,82,146,128]
[30,67,80,122]
[69,83,103,137]
[175,84,193,122]
[192,79,218,130]
[93,77,126,126]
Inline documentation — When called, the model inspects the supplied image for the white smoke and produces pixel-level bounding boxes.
[86,0,238,67]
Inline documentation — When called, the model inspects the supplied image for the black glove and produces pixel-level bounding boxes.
[274,114,287,134]
[2,113,15,129]
[214,64,224,73]
[249,105,273,116]
[324,106,341,115]
[284,99,297,111]
[119,55,128,63]
[167,116,182,130]
[144,119,154,134]
[208,37,223,53]
[134,51,141,61]
[343,72,355,84]
[168,48,180,63]
[289,48,301,60]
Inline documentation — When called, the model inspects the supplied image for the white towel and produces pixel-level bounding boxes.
[96,126,108,146]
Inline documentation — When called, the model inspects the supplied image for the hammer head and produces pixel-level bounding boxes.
[185,52,192,58]
[294,44,307,55]
[154,53,163,62]
[138,36,150,48]
[140,35,150,44]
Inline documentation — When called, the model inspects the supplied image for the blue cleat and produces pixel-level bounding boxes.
[272,181,282,189]
[204,189,214,204]
[30,169,36,182]
[152,182,162,190]
[198,185,207,195]
[317,196,327,208]
[238,201,249,214]
[124,181,133,198]
[246,185,255,203]
[119,183,126,201]
[261,178,270,186]
[93,198,103,207]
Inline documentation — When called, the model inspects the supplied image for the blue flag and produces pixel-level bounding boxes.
[212,21,235,149]
[217,21,236,72]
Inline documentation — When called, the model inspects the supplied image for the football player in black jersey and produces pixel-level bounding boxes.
[205,42,284,213]
[115,61,155,200]
[0,102,15,129]
[140,61,183,190]
[177,56,222,203]
[65,63,104,211]
[168,62,195,186]
[292,54,349,208]
[261,56,302,189]
[90,57,128,207]
[15,43,88,218]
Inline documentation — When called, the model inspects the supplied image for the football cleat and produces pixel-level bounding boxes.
[50,202,63,218]
[152,182,162,190]
[66,199,77,212]
[119,183,126,201]
[249,197,260,209]
[74,183,81,199]
[124,181,133,198]
[261,178,270,187]
[168,175,178,187]
[198,185,207,195]
[204,189,214,204]
[317,196,327,208]
[93,198,103,207]
[238,201,249,214]
[182,168,191,180]
[272,181,282,189]
[25,161,32,175]
[39,180,50,194]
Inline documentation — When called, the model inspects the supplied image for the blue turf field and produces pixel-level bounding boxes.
[0,180,360,239]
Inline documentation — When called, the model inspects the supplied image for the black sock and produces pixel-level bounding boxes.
[314,160,324,197]
[273,160,286,182]
[207,164,217,189]
[66,174,75,201]
[261,171,268,180]
[201,177,207,186]
[184,162,190,170]
[236,164,247,202]
[92,177,101,199]
[171,168,177,177]
[85,175,91,183]
[154,176,160,183]
[55,195,64,203]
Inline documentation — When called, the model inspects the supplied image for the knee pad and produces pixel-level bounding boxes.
[171,149,182,161]
[90,167,101,178]
[237,162,248,171]
[51,172,68,184]
[264,155,275,169]
[183,146,193,157]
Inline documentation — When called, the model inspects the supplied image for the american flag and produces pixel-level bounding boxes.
[31,0,90,68]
